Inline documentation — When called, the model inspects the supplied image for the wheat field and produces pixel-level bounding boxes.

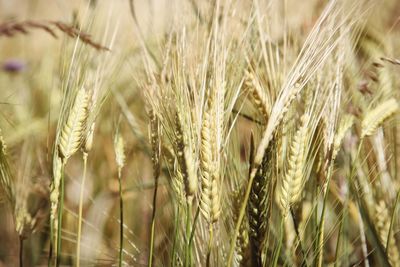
[1,0,400,266]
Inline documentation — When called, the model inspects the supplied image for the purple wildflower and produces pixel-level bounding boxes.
[2,58,26,73]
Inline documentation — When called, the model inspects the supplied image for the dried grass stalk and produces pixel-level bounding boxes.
[0,20,110,51]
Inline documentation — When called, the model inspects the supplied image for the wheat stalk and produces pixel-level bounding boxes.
[114,131,125,267]
[148,108,161,267]
[233,189,249,266]
[53,87,90,264]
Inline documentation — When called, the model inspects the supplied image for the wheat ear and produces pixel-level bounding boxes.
[200,105,220,224]
[0,129,14,206]
[248,134,275,265]
[82,122,95,153]
[174,113,197,200]
[375,200,400,267]
[58,88,89,160]
[277,114,310,217]
[114,134,126,171]
[244,70,270,122]
[332,114,354,161]
[361,98,398,138]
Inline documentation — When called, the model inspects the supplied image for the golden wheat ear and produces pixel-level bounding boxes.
[244,70,270,123]
[375,200,400,266]
[361,98,398,138]
[0,129,15,208]
[58,88,89,160]
[199,103,221,224]
[332,114,354,161]
[277,114,310,217]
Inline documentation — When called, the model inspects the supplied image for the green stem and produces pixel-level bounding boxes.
[76,153,88,267]
[184,200,192,267]
[170,204,180,267]
[48,221,53,267]
[19,236,23,267]
[148,175,160,267]
[118,168,124,267]
[316,164,334,267]
[56,163,65,267]
[272,220,284,267]
[290,208,308,267]
[226,168,257,266]
[333,216,344,267]
[326,139,363,267]
[206,225,213,267]
[387,188,400,252]
[189,205,201,248]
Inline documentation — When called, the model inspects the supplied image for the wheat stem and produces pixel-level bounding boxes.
[76,153,88,267]
[55,161,65,267]
[148,110,161,267]
[226,172,255,266]
[19,236,23,267]
[185,201,193,267]
[118,167,124,267]
[272,220,284,267]
[206,225,213,267]
[148,174,159,267]
[170,204,180,267]
[387,189,400,253]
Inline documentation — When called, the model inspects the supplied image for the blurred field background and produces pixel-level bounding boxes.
[1,0,400,266]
